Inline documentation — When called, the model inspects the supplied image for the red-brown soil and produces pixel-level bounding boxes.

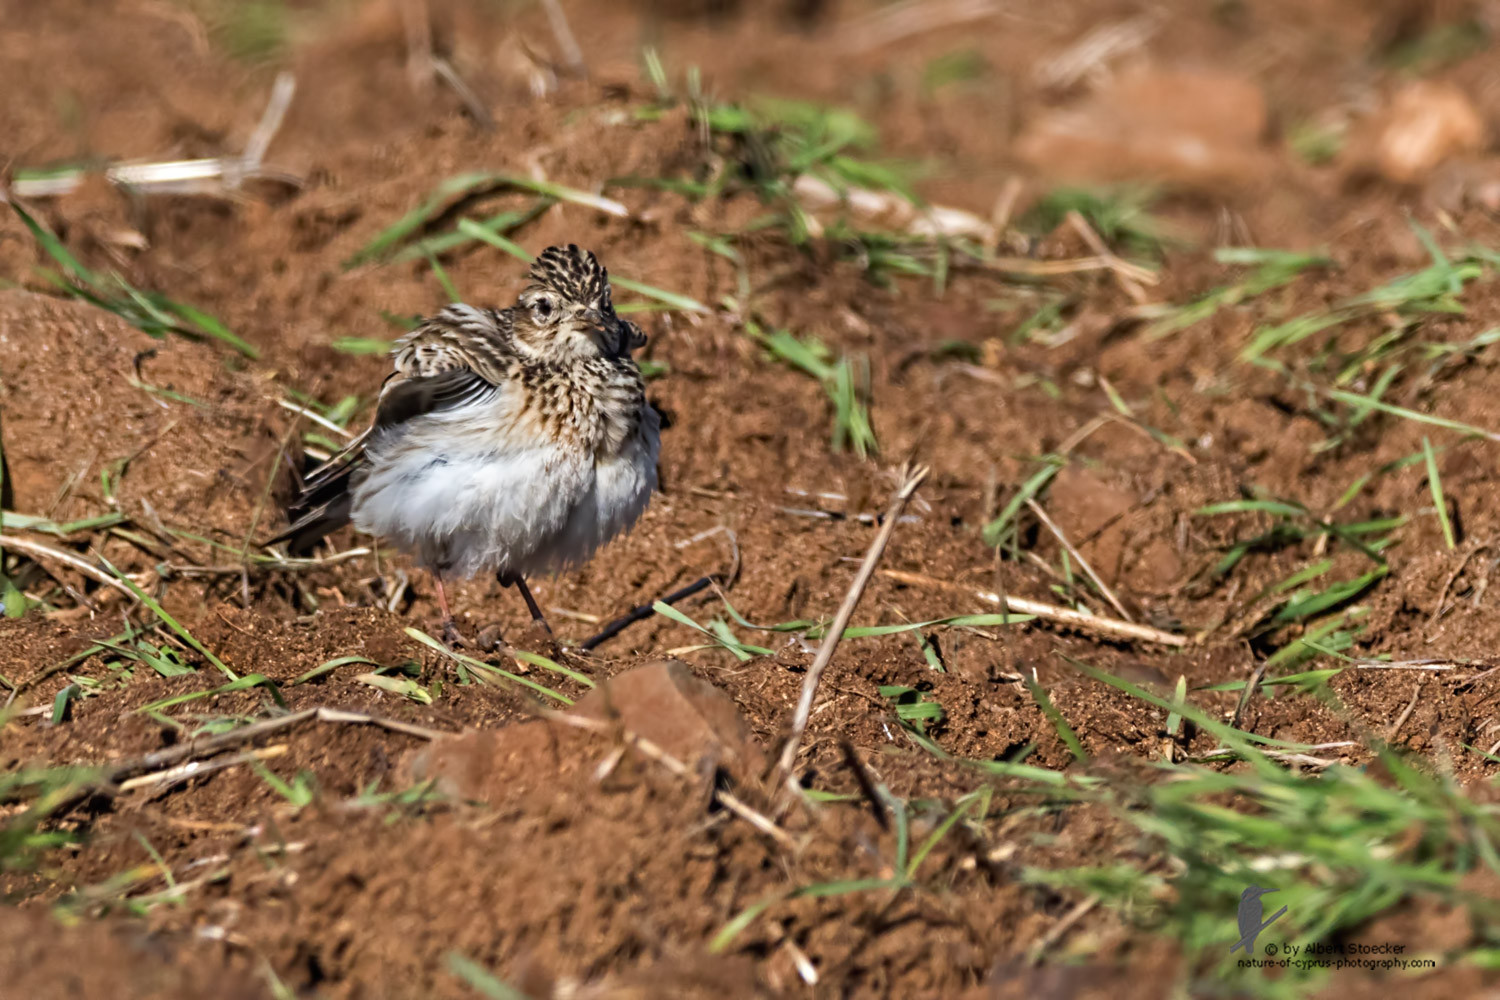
[5,1,1500,997]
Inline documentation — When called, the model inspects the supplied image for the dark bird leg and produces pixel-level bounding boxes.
[499,572,552,634]
[579,575,714,651]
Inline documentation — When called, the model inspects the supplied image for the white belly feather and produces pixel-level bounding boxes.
[349,402,658,579]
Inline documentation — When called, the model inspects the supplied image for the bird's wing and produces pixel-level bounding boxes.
[268,306,516,552]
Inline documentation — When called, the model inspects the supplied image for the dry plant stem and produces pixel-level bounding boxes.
[240,421,299,567]
[1056,415,1110,456]
[1025,498,1134,622]
[118,745,289,793]
[987,177,1023,253]
[545,711,796,850]
[1199,741,1354,766]
[165,548,373,578]
[1066,210,1152,302]
[1386,678,1425,743]
[103,707,449,786]
[1428,541,1488,628]
[276,399,355,439]
[1034,13,1161,90]
[540,0,587,76]
[0,534,137,599]
[1353,659,1491,671]
[846,0,1002,53]
[432,56,496,131]
[9,73,299,199]
[775,465,931,790]
[839,738,889,831]
[1232,657,1273,729]
[401,0,434,91]
[985,254,1143,279]
[241,72,296,170]
[879,568,1188,646]
[1028,894,1101,964]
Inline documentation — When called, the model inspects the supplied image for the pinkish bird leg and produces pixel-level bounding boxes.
[432,572,468,648]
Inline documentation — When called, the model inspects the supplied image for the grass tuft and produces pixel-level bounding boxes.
[747,322,877,456]
[8,199,257,357]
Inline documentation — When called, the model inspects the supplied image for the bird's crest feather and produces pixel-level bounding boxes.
[530,243,611,310]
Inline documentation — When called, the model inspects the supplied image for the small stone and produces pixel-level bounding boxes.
[402,662,767,802]
[1046,466,1135,584]
[571,660,767,776]
[1374,80,1485,184]
[402,723,554,802]
[1016,67,1271,192]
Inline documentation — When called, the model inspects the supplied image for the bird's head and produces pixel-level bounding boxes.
[1242,886,1278,900]
[513,244,635,361]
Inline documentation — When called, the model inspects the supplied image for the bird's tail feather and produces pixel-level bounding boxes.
[264,462,357,556]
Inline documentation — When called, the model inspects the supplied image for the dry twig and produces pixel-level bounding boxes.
[103,707,449,787]
[845,0,1002,53]
[1028,894,1101,963]
[0,535,137,599]
[1025,498,1133,622]
[401,0,435,92]
[432,57,496,131]
[1197,741,1355,769]
[539,0,587,76]
[1066,210,1154,302]
[578,575,717,651]
[1033,13,1161,91]
[775,465,930,789]
[1386,678,1426,743]
[118,745,289,794]
[1427,541,1489,628]
[1232,656,1273,729]
[10,73,300,199]
[545,711,796,849]
[879,568,1187,646]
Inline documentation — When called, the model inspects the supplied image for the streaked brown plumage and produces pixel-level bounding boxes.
[271,244,660,644]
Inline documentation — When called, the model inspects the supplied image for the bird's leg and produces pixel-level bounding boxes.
[578,575,715,651]
[500,572,553,634]
[431,571,467,649]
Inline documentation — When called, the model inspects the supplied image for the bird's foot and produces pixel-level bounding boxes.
[474,620,560,658]
[439,618,472,650]
[475,622,508,653]
[521,620,562,659]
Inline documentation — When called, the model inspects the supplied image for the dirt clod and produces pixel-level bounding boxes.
[571,659,768,776]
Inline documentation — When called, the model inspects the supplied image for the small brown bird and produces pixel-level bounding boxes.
[272,244,659,645]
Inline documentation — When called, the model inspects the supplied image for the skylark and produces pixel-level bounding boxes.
[272,244,660,645]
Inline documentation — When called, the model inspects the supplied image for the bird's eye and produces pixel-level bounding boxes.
[533,296,554,319]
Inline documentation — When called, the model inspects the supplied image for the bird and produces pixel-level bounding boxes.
[270,244,660,647]
[1230,885,1284,954]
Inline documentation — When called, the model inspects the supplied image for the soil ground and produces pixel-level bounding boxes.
[5,1,1500,997]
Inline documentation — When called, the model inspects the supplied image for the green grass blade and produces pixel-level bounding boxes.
[1325,387,1500,441]
[608,276,709,314]
[456,218,532,262]
[345,171,501,266]
[404,628,572,704]
[983,460,1062,545]
[99,557,237,679]
[293,655,377,685]
[1423,435,1456,549]
[445,954,532,1000]
[1022,674,1087,764]
[425,250,462,302]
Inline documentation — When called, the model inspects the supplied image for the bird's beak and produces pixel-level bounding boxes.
[579,308,622,351]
